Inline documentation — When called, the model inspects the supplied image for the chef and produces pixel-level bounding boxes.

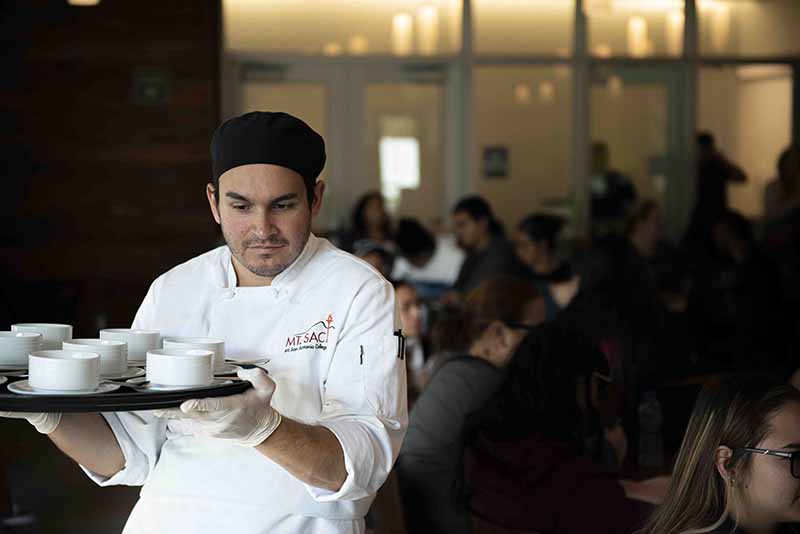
[1,111,408,533]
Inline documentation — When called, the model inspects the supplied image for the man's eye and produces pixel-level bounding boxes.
[232,204,250,211]
[275,202,296,210]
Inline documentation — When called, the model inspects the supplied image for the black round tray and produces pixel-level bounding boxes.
[0,378,252,413]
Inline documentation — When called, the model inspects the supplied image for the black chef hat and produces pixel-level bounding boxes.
[210,111,326,203]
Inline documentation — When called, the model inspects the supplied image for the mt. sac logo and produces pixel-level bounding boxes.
[285,313,335,353]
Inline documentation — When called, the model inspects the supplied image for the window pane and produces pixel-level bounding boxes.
[698,65,793,218]
[473,66,573,232]
[474,0,574,55]
[365,84,444,226]
[586,0,684,58]
[590,67,669,232]
[699,0,800,57]
[224,0,461,56]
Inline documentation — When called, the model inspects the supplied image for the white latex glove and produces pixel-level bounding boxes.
[157,367,282,447]
[0,411,62,434]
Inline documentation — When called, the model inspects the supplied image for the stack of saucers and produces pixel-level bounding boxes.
[0,332,43,370]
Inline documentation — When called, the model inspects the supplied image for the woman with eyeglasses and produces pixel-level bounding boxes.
[638,374,800,534]
[396,276,545,534]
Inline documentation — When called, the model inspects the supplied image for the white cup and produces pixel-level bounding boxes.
[12,323,73,351]
[146,348,213,387]
[163,337,225,373]
[100,329,160,363]
[0,332,43,366]
[63,339,127,376]
[28,350,100,392]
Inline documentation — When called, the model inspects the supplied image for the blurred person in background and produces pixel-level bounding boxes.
[338,190,394,254]
[514,213,573,320]
[394,280,427,404]
[392,218,464,301]
[638,374,800,534]
[764,144,800,222]
[353,239,394,279]
[690,210,790,376]
[445,196,527,303]
[763,146,800,381]
[396,276,545,534]
[685,132,747,253]
[590,141,637,237]
[464,322,646,534]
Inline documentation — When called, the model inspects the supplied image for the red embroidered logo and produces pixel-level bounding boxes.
[285,314,335,353]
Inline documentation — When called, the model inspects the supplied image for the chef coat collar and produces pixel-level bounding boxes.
[223,233,321,297]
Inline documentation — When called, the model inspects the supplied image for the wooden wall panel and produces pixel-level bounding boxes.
[1,0,221,336]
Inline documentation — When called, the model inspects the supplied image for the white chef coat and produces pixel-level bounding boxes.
[81,235,408,534]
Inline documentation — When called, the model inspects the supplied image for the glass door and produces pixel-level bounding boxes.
[589,64,689,238]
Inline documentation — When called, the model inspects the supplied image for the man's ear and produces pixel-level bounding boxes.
[206,183,221,225]
[310,181,325,217]
[715,445,735,483]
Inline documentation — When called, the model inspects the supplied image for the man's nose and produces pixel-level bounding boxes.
[251,210,276,237]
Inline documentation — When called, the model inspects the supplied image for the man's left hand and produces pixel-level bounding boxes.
[156,367,282,447]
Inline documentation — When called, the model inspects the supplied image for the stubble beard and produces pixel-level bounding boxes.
[222,223,311,279]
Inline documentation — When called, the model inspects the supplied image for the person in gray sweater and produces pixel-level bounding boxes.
[396,276,545,534]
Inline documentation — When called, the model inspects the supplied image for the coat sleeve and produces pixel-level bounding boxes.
[306,278,408,502]
[80,279,168,487]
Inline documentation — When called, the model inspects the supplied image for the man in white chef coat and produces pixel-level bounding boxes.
[1,111,408,533]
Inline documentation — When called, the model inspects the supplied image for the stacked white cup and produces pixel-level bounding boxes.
[62,339,127,377]
[163,337,226,374]
[0,332,43,368]
[99,329,160,365]
[11,323,72,351]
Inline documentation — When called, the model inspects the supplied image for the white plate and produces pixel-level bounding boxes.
[103,366,146,381]
[7,380,120,396]
[0,370,27,377]
[125,377,233,391]
[214,364,243,376]
[225,356,270,366]
[124,377,233,392]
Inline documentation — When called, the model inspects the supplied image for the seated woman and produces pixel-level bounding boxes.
[464,322,643,534]
[513,214,576,319]
[638,374,800,534]
[396,276,545,534]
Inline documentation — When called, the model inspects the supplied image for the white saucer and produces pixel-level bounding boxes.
[226,357,270,366]
[7,380,121,396]
[124,377,233,392]
[214,364,243,376]
[103,367,146,381]
[127,361,146,367]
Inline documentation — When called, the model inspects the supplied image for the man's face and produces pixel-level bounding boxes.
[206,164,324,283]
[452,211,486,252]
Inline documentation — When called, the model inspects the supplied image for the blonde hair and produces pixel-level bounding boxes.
[638,375,800,534]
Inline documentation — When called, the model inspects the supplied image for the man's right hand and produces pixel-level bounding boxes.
[0,412,61,434]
